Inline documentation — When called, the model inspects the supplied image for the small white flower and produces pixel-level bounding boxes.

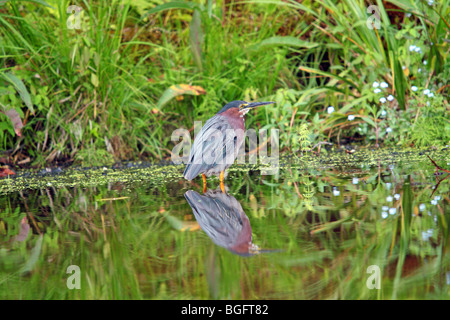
[423,89,430,95]
[428,92,434,98]
[327,106,335,114]
[380,97,387,103]
[47,182,52,187]
[373,81,380,88]
[418,68,422,72]
[419,203,426,211]
[381,110,387,117]
[382,206,389,211]
[352,177,359,185]
[423,60,427,65]
[385,182,392,189]
[387,95,394,101]
[428,0,433,5]
[374,88,382,94]
[348,115,355,121]
[411,86,418,92]
[394,194,400,200]
[427,101,430,106]
[402,66,406,70]
[409,45,416,51]
[333,189,340,196]
[431,199,438,205]
[389,208,397,215]
[386,127,392,133]
[380,82,389,88]
[422,231,430,241]
[415,47,421,53]
[434,196,441,201]
[387,196,393,202]
[381,211,388,219]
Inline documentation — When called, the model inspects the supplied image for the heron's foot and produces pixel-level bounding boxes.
[220,181,226,193]
[219,171,226,193]
[202,174,207,193]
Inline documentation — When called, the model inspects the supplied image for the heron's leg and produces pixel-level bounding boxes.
[219,171,226,193]
[202,174,207,193]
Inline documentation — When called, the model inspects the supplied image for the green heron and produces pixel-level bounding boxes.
[183,100,274,192]
[184,188,260,256]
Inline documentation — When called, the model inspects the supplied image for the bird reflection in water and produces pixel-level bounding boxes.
[185,188,273,256]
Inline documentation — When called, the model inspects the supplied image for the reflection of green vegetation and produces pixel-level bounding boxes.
[1,155,448,299]
[301,175,315,211]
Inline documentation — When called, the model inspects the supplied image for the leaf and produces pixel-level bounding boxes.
[0,166,16,177]
[391,51,406,109]
[0,121,14,137]
[189,9,204,72]
[361,115,376,128]
[21,0,55,9]
[157,84,206,109]
[147,1,203,15]
[91,73,99,88]
[298,66,359,91]
[207,0,213,18]
[251,36,319,51]
[0,108,24,136]
[0,73,34,114]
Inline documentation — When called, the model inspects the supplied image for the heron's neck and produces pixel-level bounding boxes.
[220,107,246,130]
[239,108,250,117]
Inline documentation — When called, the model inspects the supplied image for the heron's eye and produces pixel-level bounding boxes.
[239,103,248,110]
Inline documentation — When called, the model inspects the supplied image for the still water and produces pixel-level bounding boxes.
[0,151,449,299]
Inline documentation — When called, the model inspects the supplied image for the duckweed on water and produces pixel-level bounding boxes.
[1,147,448,195]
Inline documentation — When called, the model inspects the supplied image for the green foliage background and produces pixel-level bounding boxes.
[0,0,448,167]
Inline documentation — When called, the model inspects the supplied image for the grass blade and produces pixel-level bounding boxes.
[189,9,204,72]
[147,1,202,15]
[251,36,319,50]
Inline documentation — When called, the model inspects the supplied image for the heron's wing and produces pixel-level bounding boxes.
[183,115,238,180]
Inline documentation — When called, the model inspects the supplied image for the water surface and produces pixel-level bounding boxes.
[0,149,449,299]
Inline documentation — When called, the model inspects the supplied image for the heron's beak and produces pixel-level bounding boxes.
[241,101,275,110]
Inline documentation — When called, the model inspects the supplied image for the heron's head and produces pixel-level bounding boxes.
[217,100,275,116]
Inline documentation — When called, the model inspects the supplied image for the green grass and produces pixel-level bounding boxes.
[0,0,448,167]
